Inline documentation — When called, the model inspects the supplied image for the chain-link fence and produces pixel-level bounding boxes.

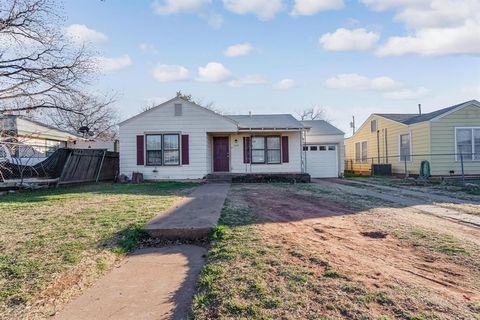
[345,152,480,181]
[1,141,119,189]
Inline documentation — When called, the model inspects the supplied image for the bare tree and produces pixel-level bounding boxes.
[0,0,93,115]
[47,93,119,139]
[297,105,328,121]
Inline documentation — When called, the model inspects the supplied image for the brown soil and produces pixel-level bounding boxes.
[240,186,480,319]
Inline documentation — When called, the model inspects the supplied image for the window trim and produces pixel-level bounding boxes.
[398,132,412,162]
[355,140,368,163]
[250,136,282,165]
[144,133,181,167]
[455,127,480,161]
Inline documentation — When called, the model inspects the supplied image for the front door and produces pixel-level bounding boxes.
[213,137,229,172]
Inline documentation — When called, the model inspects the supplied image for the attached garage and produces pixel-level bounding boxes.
[304,144,339,178]
[302,120,345,178]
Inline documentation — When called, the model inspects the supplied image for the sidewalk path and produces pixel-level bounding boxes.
[145,183,230,239]
[55,245,207,320]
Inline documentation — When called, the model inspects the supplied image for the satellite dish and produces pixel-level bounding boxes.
[78,126,90,134]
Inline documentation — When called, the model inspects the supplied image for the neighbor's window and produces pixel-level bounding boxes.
[310,146,318,151]
[456,128,480,161]
[355,141,368,163]
[319,146,326,151]
[146,135,162,165]
[251,136,281,164]
[252,137,266,164]
[163,134,180,165]
[399,133,411,162]
[328,145,336,151]
[371,120,377,132]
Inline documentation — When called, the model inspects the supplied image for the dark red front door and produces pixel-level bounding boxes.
[213,137,229,172]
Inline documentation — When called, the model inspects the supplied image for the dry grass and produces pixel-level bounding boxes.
[0,182,196,319]
[193,183,480,320]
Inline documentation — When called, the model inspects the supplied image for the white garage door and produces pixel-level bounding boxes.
[305,144,338,178]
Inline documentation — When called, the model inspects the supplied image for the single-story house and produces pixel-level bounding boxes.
[118,97,345,180]
[0,115,79,165]
[344,100,480,176]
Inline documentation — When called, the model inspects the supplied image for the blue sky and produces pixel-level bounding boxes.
[63,0,480,135]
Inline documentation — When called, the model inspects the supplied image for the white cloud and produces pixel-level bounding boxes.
[224,43,254,57]
[383,87,429,100]
[361,0,480,56]
[197,62,232,82]
[291,0,344,16]
[94,55,132,74]
[223,0,284,20]
[325,74,402,91]
[139,43,159,54]
[152,64,190,82]
[463,85,480,97]
[320,28,380,51]
[228,75,267,87]
[152,0,211,14]
[65,24,107,46]
[376,21,480,56]
[325,73,428,100]
[273,79,296,90]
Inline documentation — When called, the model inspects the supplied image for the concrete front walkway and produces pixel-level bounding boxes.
[145,183,230,239]
[55,245,207,320]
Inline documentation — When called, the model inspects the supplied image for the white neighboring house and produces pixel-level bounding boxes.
[0,115,79,165]
[301,120,345,178]
[119,97,345,180]
[67,139,119,152]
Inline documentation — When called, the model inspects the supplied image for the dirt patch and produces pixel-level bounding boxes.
[236,184,480,319]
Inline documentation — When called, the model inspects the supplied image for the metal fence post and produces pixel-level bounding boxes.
[460,152,465,185]
[404,156,408,178]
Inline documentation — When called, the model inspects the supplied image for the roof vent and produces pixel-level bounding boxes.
[418,104,422,115]
[249,111,252,117]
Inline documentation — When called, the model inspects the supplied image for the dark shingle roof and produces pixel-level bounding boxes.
[225,114,304,129]
[301,120,344,135]
[375,100,479,125]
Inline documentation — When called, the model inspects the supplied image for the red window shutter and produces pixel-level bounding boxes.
[282,136,289,163]
[136,135,144,165]
[181,134,189,165]
[243,137,251,163]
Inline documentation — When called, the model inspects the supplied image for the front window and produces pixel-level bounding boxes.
[163,134,180,165]
[456,128,480,161]
[146,135,162,165]
[267,137,281,164]
[146,134,180,166]
[251,136,281,164]
[399,133,411,162]
[252,137,265,164]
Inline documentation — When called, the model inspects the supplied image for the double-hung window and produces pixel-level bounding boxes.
[251,136,281,164]
[146,134,180,166]
[355,141,368,163]
[456,128,480,161]
[399,133,411,162]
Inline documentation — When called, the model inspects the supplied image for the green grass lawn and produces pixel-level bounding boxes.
[0,182,196,317]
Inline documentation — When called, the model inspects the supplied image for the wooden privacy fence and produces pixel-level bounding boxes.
[58,149,119,184]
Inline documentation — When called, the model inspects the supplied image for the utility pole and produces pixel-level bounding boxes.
[350,116,356,135]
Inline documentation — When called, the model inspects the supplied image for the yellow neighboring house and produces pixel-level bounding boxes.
[345,100,480,176]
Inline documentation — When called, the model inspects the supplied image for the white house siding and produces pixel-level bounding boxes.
[119,99,237,180]
[227,131,303,174]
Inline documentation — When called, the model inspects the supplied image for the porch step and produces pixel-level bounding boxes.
[205,174,233,183]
